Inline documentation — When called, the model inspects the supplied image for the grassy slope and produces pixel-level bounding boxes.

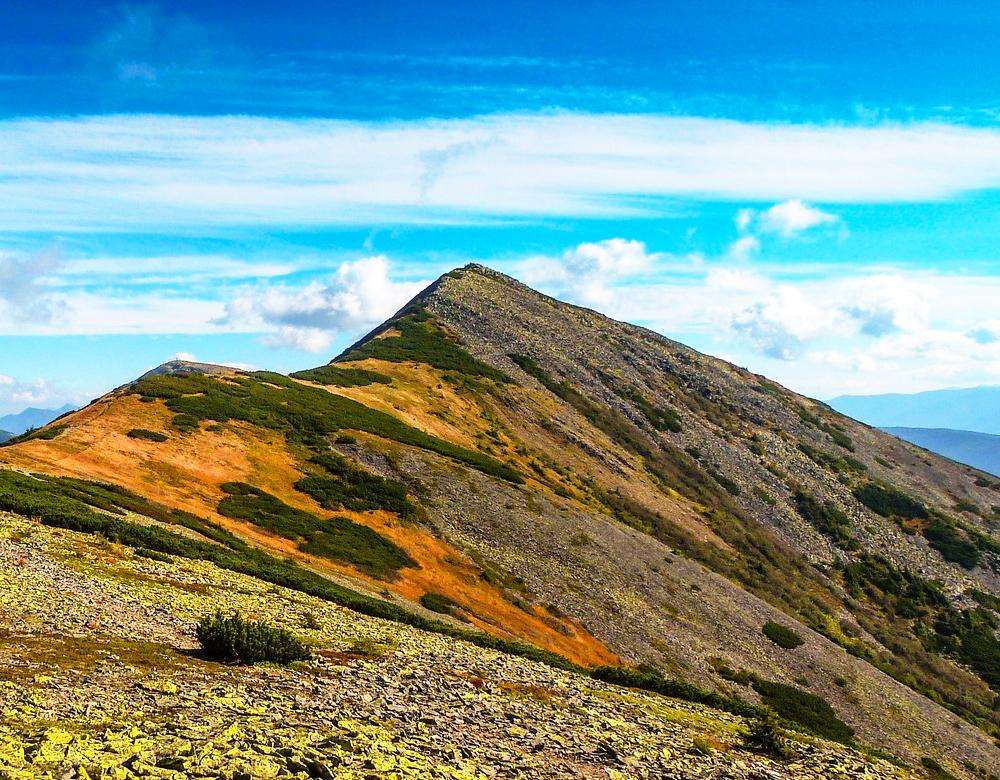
[0,390,617,669]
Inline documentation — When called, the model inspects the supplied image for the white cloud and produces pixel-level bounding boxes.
[6,115,1000,233]
[840,275,935,336]
[260,327,334,353]
[0,374,59,410]
[735,209,754,231]
[726,235,760,261]
[706,268,770,295]
[0,248,69,325]
[758,199,839,236]
[519,238,656,307]
[967,320,1000,344]
[216,255,428,352]
[170,352,197,361]
[730,286,844,360]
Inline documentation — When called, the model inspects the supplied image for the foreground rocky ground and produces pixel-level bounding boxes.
[0,513,924,780]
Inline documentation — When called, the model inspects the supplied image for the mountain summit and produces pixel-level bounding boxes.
[1,265,999,777]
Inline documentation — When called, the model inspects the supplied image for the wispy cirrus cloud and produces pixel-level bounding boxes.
[6,114,1000,235]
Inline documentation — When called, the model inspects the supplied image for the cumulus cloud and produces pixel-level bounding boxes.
[840,275,935,336]
[519,239,656,307]
[216,256,428,352]
[0,249,69,326]
[758,199,839,236]
[730,286,843,360]
[260,327,336,353]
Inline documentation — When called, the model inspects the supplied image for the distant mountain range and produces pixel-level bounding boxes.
[0,404,77,435]
[882,427,1000,478]
[0,429,12,443]
[828,385,1000,435]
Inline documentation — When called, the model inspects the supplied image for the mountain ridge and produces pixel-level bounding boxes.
[0,403,77,435]
[830,385,1000,435]
[883,426,1000,478]
[2,264,999,778]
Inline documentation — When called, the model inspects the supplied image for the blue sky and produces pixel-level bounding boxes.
[3,2,1000,414]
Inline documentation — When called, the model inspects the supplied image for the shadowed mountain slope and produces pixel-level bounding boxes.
[884,426,1000,478]
[830,385,1000,436]
[2,264,1000,778]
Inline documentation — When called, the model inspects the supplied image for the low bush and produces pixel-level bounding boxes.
[196,611,311,664]
[752,679,854,743]
[743,709,791,758]
[853,482,928,520]
[0,424,68,446]
[337,308,512,384]
[218,482,416,578]
[420,591,464,616]
[132,371,523,483]
[290,365,392,386]
[793,491,858,551]
[170,413,200,432]
[590,665,761,719]
[127,428,168,442]
[295,451,413,517]
[763,621,805,649]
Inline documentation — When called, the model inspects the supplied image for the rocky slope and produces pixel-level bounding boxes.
[2,264,1000,778]
[0,512,919,780]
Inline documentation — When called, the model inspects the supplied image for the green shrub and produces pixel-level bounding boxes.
[127,428,168,442]
[618,387,682,432]
[132,371,523,484]
[196,611,311,664]
[853,482,928,520]
[337,308,511,384]
[751,679,854,743]
[0,424,68,447]
[290,365,392,386]
[170,413,200,432]
[793,491,858,550]
[924,518,980,569]
[420,591,464,616]
[763,621,805,649]
[218,482,416,578]
[743,709,792,758]
[295,451,413,517]
[590,665,761,719]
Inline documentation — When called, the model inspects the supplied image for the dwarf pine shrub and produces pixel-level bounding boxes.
[196,611,311,664]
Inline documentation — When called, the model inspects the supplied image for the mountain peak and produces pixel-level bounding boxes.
[134,360,240,383]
